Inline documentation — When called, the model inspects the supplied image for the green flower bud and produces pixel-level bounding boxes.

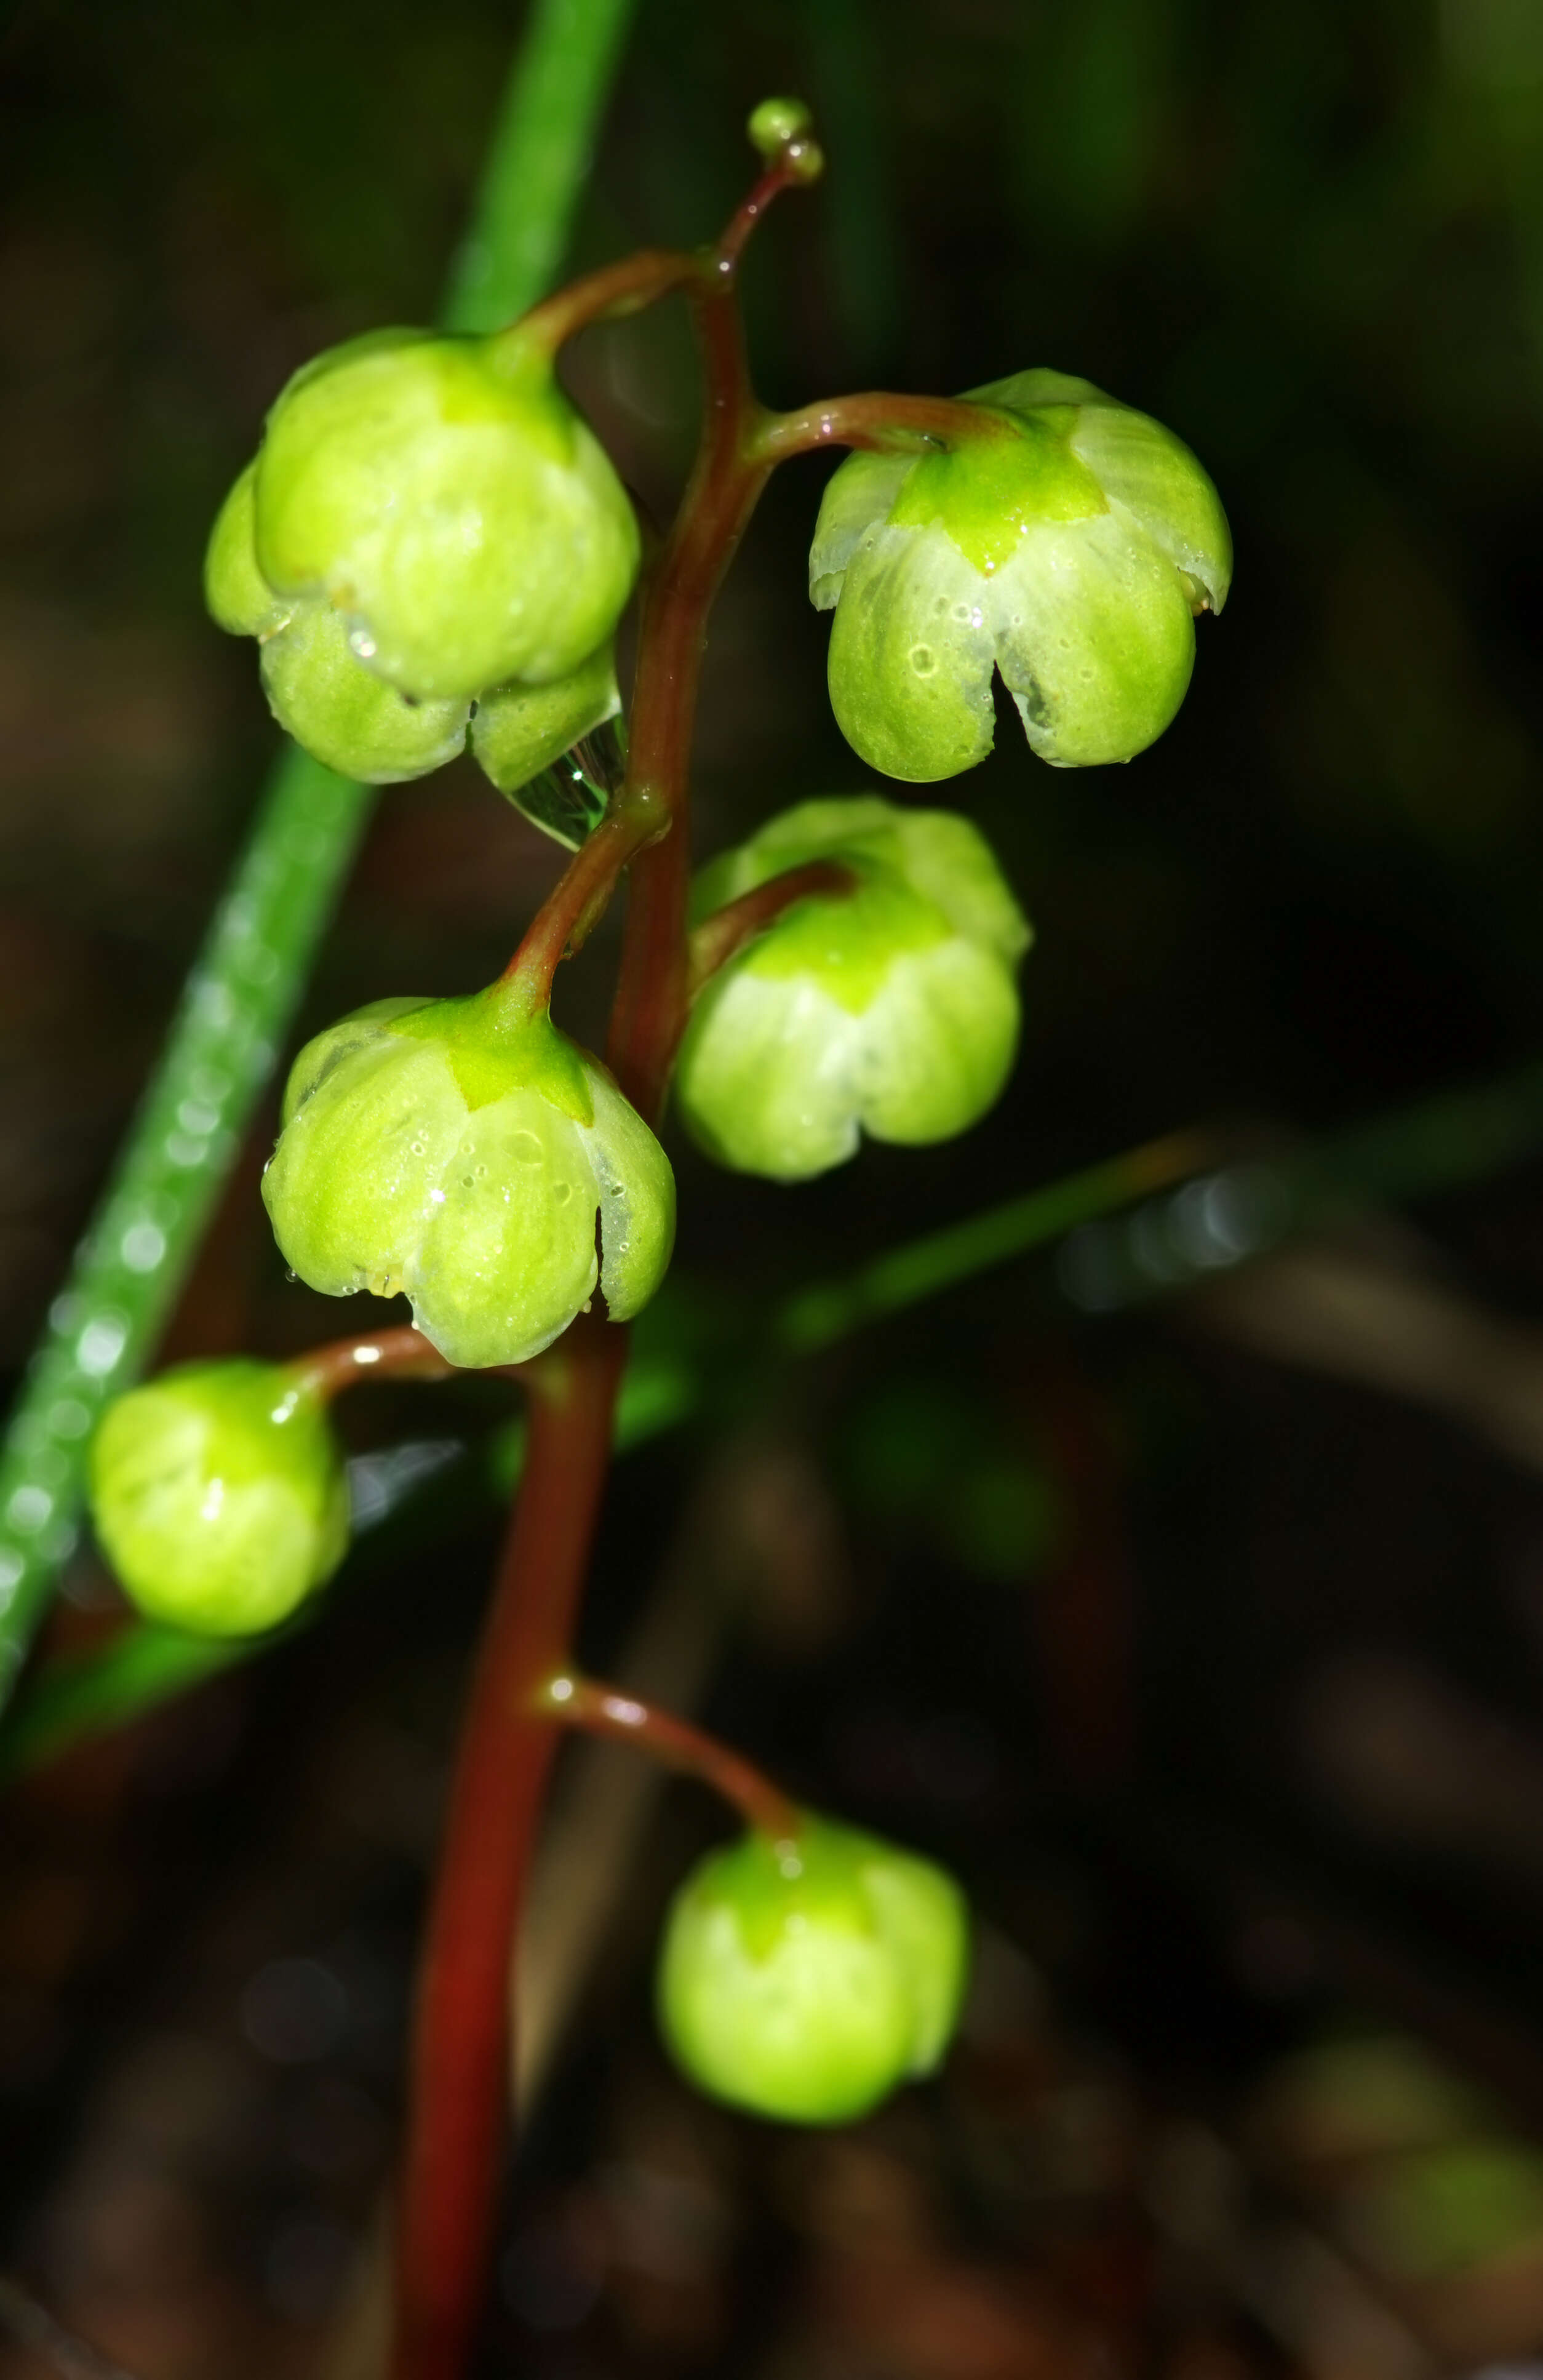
[675,796,1030,1181]
[657,1816,969,2125]
[89,1359,349,1637]
[471,641,621,828]
[205,327,640,783]
[253,329,639,700]
[810,370,1231,778]
[262,986,675,1369]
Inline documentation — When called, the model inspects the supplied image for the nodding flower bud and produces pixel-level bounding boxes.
[89,1360,349,1637]
[810,370,1231,779]
[656,1816,970,2125]
[261,987,675,1370]
[205,326,639,786]
[675,796,1031,1181]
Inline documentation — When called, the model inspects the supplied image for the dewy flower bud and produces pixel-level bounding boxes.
[810,370,1231,779]
[656,1816,970,2125]
[89,1359,349,1637]
[675,796,1030,1181]
[261,986,675,1370]
[205,327,639,788]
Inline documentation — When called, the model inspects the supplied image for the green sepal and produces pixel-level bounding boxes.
[656,1815,970,2125]
[89,1359,349,1638]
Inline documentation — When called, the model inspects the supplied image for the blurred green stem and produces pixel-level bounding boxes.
[0,0,636,1714]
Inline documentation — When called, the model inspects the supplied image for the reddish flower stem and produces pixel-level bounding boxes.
[535,1671,802,1842]
[511,246,700,356]
[392,1325,626,2380]
[757,389,1014,461]
[685,859,858,1004]
[288,1325,458,1404]
[499,789,668,1012]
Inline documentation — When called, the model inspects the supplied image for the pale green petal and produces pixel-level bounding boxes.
[407,1086,599,1367]
[855,941,1020,1144]
[279,997,436,1128]
[581,1062,677,1322]
[860,1849,970,2074]
[965,368,1112,412]
[688,797,899,924]
[808,448,915,608]
[826,524,996,783]
[205,463,293,639]
[989,508,1195,766]
[263,1031,463,1299]
[889,809,1032,963]
[471,643,620,801]
[1068,403,1232,612]
[260,602,470,783]
[676,974,865,1181]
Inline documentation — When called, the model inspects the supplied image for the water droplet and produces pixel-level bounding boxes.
[552,1183,571,1205]
[348,627,377,661]
[509,1131,543,1165]
[285,1269,300,1285]
[474,1164,488,1180]
[908,643,937,678]
[461,1175,476,1189]
[409,1140,426,1156]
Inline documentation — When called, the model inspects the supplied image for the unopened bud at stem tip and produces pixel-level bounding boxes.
[747,95,814,160]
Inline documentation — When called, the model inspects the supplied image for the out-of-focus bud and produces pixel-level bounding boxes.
[675,796,1030,1181]
[810,370,1231,778]
[89,1359,349,1636]
[656,1815,970,2124]
[261,987,675,1370]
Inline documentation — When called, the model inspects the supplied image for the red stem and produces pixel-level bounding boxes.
[685,858,857,1002]
[509,247,700,356]
[289,1325,457,1404]
[392,1325,626,2380]
[536,1672,802,1841]
[757,389,1013,461]
[500,789,667,1011]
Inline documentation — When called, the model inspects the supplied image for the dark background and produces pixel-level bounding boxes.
[6,2,1543,2374]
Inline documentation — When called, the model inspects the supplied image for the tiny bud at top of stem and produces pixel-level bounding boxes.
[748,96,812,157]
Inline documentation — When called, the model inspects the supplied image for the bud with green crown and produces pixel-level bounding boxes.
[89,1359,349,1637]
[810,370,1231,780]
[261,985,675,1370]
[657,1816,969,2124]
[204,325,636,793]
[675,796,1030,1181]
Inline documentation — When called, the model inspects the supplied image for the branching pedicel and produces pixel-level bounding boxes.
[87,98,1231,2380]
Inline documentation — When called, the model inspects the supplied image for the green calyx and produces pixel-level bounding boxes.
[263,986,674,1370]
[89,1359,349,1637]
[656,1815,970,2125]
[676,796,1031,1183]
[205,326,639,790]
[810,369,1231,778]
